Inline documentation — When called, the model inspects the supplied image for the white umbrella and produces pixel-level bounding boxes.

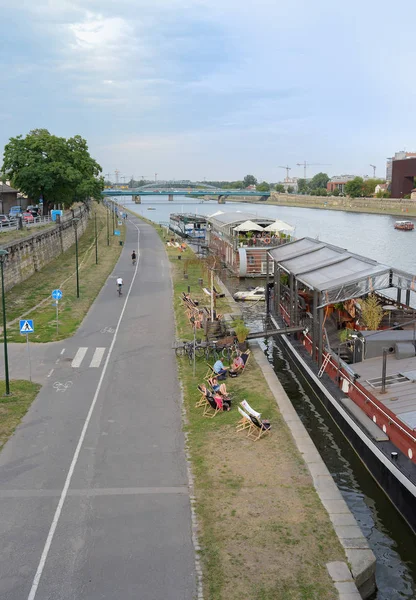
[263,219,294,233]
[233,220,265,232]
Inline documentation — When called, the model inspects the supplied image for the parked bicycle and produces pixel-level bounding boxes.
[175,340,205,364]
[221,340,239,363]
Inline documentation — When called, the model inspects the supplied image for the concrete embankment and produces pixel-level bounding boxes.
[222,191,416,217]
[0,205,89,292]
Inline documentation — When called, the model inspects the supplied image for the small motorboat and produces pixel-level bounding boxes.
[233,286,265,301]
[394,220,414,231]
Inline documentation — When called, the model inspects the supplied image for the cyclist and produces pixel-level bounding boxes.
[116,277,123,295]
[131,250,137,265]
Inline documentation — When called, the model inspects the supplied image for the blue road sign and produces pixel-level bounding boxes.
[20,319,34,334]
[114,230,121,236]
[52,289,63,300]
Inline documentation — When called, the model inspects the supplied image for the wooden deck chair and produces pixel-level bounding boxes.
[203,391,220,418]
[229,350,251,378]
[247,414,272,441]
[213,286,225,298]
[240,399,261,420]
[196,384,210,409]
[236,406,252,432]
[204,363,216,381]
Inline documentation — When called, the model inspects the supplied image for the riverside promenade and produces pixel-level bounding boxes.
[0,216,196,599]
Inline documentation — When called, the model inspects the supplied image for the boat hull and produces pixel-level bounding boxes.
[271,321,416,535]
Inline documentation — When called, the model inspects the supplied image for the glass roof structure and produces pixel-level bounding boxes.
[269,237,416,307]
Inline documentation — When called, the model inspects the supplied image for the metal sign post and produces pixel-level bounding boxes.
[19,320,34,382]
[51,290,63,336]
[26,333,32,382]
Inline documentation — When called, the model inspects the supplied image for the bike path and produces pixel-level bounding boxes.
[0,216,196,599]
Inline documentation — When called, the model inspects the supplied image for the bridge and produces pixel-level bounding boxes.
[101,187,270,201]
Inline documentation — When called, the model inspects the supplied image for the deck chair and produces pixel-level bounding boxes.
[196,384,210,409]
[229,350,251,378]
[240,399,261,420]
[247,414,272,441]
[203,391,221,418]
[204,363,216,381]
[236,406,252,432]
[213,286,225,298]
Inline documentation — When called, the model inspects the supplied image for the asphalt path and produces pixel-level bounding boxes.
[0,216,196,599]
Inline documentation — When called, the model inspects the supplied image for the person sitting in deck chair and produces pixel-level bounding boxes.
[213,358,228,380]
[229,353,244,374]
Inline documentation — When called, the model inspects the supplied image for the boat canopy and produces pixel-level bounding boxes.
[233,220,265,232]
[263,219,294,233]
[268,237,416,306]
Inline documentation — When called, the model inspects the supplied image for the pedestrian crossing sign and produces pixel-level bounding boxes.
[20,320,34,334]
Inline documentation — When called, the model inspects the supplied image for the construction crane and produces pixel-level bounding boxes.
[296,161,331,179]
[370,164,376,178]
[278,165,292,180]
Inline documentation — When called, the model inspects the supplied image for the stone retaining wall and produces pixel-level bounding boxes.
[1,205,90,292]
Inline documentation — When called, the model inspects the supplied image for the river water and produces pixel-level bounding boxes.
[123,195,416,598]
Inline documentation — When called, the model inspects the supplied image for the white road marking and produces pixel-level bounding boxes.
[47,369,54,378]
[60,348,65,355]
[89,347,106,368]
[52,381,73,393]
[71,347,88,368]
[55,359,60,364]
[27,222,141,600]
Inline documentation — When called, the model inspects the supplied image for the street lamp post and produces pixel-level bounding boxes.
[94,212,98,264]
[106,205,110,246]
[0,249,10,395]
[73,218,80,298]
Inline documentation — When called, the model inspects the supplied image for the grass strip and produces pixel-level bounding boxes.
[0,223,55,245]
[2,202,125,343]
[158,234,346,599]
[0,380,41,451]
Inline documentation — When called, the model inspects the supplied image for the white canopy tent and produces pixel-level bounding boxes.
[233,220,264,232]
[263,219,294,233]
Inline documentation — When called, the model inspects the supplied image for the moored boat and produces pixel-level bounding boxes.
[233,286,265,301]
[394,220,414,230]
[265,237,416,534]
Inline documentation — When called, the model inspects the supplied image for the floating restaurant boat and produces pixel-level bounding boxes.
[265,237,416,533]
[207,212,294,277]
[394,220,414,231]
[169,213,207,239]
[233,286,265,301]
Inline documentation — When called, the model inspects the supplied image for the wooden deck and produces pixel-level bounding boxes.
[353,355,416,430]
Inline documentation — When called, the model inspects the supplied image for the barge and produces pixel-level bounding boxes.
[207,212,294,277]
[264,237,416,533]
[169,213,207,239]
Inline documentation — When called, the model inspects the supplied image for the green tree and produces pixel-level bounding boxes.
[287,186,294,194]
[297,178,308,194]
[331,188,340,196]
[275,183,285,193]
[362,178,384,197]
[231,180,244,189]
[316,187,327,196]
[376,190,390,198]
[243,174,257,187]
[309,172,329,190]
[345,177,364,198]
[257,181,270,191]
[2,129,103,212]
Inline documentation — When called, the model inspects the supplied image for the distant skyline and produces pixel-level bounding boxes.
[1,0,416,182]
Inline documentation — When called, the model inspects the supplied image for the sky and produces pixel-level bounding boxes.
[1,0,416,182]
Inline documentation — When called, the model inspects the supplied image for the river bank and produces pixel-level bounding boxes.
[221,192,416,217]
[135,213,374,599]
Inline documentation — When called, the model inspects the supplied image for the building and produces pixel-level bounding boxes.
[280,177,299,193]
[391,158,416,198]
[375,183,389,195]
[0,183,20,214]
[386,151,416,182]
[326,175,358,194]
[207,211,293,277]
